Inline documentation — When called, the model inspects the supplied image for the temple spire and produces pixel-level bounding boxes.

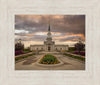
[48,20,50,31]
[48,24,50,31]
[46,19,52,41]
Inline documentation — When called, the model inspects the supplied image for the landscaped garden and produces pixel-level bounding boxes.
[66,39,85,56]
[39,54,60,64]
[64,53,85,61]
[15,53,34,61]
[15,39,32,56]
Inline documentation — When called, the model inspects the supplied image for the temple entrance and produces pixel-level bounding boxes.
[48,46,51,51]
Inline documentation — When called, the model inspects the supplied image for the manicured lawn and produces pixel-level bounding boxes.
[64,53,85,61]
[15,53,34,61]
[39,54,60,64]
[23,50,30,53]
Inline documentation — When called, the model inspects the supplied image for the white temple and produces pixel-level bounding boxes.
[30,24,68,51]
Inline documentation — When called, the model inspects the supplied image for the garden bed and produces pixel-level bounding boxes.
[73,51,85,56]
[15,53,34,61]
[39,54,60,64]
[64,53,85,61]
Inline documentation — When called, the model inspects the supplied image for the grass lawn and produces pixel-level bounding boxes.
[64,53,85,61]
[15,53,34,61]
[23,50,31,53]
[39,54,60,64]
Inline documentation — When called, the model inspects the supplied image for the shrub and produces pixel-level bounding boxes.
[74,51,79,54]
[69,47,75,51]
[80,51,85,56]
[74,51,85,56]
[75,42,85,53]
[15,50,23,56]
[15,42,24,51]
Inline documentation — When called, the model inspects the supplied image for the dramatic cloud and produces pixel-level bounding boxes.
[15,15,85,47]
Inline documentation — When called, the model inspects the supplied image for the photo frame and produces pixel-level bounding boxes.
[0,0,100,85]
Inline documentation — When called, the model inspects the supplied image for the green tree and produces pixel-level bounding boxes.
[75,39,85,54]
[15,39,24,51]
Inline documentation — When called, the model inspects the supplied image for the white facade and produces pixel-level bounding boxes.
[30,24,68,51]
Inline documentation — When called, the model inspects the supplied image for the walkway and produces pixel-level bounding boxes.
[15,51,85,70]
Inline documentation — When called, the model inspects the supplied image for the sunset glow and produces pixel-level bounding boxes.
[15,15,85,48]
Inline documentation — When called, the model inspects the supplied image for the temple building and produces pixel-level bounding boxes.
[30,24,68,51]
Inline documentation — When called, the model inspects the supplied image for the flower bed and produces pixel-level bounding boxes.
[74,51,85,56]
[15,50,23,56]
[39,54,60,64]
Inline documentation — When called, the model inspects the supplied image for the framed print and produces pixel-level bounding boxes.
[15,15,85,70]
[0,0,100,85]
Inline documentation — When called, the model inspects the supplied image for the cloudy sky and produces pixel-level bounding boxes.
[15,15,85,47]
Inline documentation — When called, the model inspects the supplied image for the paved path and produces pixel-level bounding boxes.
[15,51,85,70]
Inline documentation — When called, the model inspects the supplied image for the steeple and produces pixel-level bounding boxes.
[48,20,50,31]
[48,24,50,31]
[46,20,52,41]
